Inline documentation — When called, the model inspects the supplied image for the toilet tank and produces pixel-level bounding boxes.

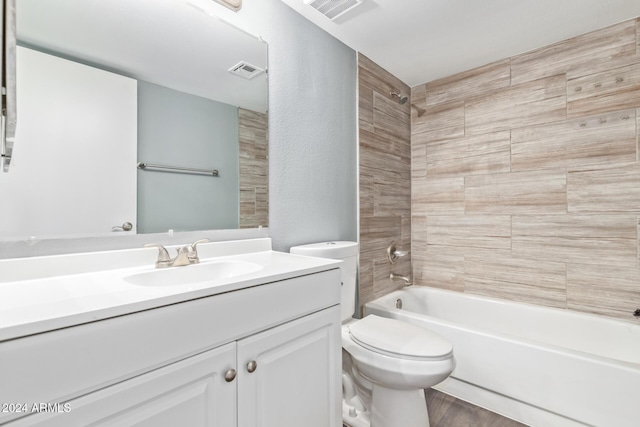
[290,241,358,322]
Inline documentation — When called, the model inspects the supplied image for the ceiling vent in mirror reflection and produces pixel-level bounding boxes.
[228,61,265,79]
[304,0,366,21]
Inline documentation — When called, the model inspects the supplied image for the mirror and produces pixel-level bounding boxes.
[0,0,268,240]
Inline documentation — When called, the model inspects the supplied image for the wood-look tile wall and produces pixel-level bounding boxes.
[238,108,268,229]
[358,53,412,312]
[411,17,640,322]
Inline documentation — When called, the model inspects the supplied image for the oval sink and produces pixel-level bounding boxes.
[125,260,263,287]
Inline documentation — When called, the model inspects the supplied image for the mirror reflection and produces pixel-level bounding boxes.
[0,0,268,240]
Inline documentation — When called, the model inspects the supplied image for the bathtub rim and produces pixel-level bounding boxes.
[364,286,640,369]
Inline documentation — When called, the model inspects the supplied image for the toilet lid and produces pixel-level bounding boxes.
[349,315,453,361]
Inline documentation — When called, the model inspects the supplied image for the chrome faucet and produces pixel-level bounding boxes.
[390,273,413,286]
[145,239,210,268]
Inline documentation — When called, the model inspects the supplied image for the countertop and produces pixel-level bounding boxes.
[0,238,341,342]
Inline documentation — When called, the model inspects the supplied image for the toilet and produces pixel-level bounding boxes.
[290,241,455,427]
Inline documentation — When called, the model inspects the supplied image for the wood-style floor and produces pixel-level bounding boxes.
[344,389,527,427]
[426,389,527,427]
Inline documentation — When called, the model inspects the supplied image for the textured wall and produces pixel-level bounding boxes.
[411,17,640,321]
[202,0,359,252]
[358,54,412,312]
[238,108,269,229]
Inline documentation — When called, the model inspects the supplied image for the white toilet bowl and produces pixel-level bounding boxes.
[341,315,455,427]
[289,242,455,427]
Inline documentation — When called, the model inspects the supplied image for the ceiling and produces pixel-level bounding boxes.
[281,0,640,87]
[17,0,268,112]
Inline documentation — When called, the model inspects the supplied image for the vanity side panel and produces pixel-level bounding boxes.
[0,268,341,424]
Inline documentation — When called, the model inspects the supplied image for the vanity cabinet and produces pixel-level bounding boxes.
[7,343,238,427]
[0,268,342,427]
[237,307,340,427]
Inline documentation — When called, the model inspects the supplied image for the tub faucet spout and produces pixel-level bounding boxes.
[390,273,412,286]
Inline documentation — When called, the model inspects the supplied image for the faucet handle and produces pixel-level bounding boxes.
[187,238,210,264]
[144,244,172,268]
[387,242,409,264]
[191,238,210,248]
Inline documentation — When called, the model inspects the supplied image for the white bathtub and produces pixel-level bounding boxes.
[364,287,640,427]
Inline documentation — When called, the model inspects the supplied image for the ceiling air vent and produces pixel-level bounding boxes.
[304,0,366,21]
[228,61,265,79]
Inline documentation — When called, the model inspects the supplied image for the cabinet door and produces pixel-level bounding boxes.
[8,343,237,427]
[237,306,342,427]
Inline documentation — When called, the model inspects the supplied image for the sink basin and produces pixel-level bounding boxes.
[125,260,263,287]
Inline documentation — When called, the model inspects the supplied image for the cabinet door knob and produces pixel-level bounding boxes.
[224,369,237,382]
[247,360,257,373]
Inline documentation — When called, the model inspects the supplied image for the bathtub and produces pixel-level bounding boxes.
[364,287,640,427]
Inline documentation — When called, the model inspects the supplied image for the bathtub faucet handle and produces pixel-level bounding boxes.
[387,242,409,264]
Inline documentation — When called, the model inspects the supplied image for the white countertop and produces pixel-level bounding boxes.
[0,238,341,342]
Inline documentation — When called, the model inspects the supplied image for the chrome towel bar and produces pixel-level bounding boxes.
[137,162,219,177]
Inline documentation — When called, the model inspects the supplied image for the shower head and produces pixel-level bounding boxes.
[390,91,408,104]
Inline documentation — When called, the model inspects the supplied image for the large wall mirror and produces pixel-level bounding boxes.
[0,0,268,240]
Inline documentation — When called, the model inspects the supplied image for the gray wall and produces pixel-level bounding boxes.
[229,0,359,251]
[0,0,358,257]
[137,81,239,233]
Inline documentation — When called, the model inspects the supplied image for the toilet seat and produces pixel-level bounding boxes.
[342,318,456,390]
[349,315,453,361]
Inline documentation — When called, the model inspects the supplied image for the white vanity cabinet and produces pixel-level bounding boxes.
[0,266,342,427]
[237,307,340,427]
[7,343,238,427]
